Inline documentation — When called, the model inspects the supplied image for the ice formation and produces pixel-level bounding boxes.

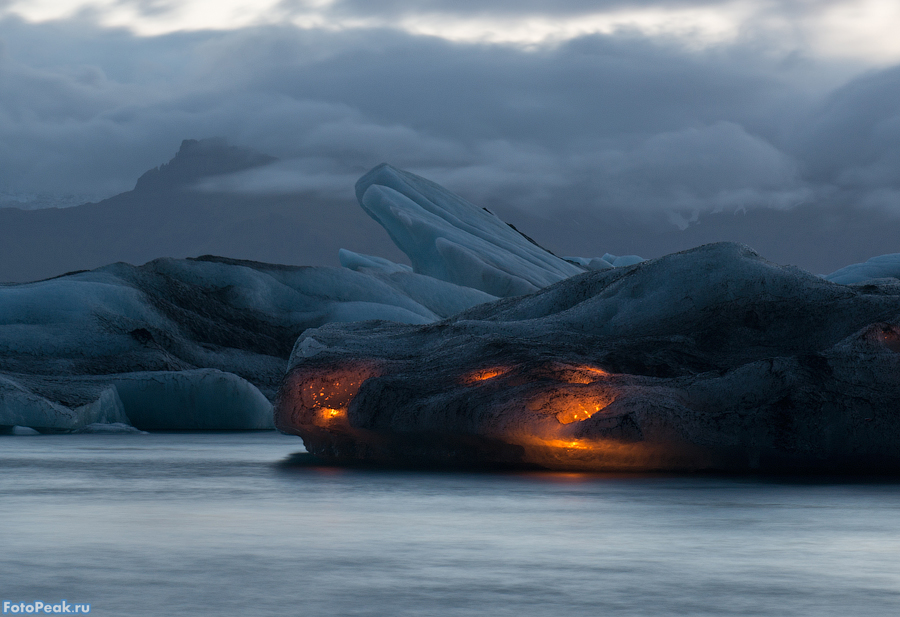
[356,164,585,297]
[0,376,129,433]
[825,254,900,285]
[0,163,612,432]
[0,253,499,431]
[110,370,273,430]
[5,158,900,444]
[276,243,900,472]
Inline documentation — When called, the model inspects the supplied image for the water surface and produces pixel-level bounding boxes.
[2,432,899,616]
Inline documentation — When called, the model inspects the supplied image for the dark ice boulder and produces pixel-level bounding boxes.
[275,243,900,472]
[0,254,491,431]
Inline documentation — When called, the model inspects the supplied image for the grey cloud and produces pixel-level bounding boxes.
[0,13,897,228]
[296,0,846,20]
[772,64,900,214]
[798,65,900,183]
[115,0,181,18]
[583,122,810,213]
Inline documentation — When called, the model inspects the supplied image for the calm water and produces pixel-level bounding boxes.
[1,432,899,617]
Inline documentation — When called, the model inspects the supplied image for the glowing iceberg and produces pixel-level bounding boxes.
[0,253,497,431]
[276,243,900,472]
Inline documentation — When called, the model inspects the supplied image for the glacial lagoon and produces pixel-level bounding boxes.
[2,431,899,616]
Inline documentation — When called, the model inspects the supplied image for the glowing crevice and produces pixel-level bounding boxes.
[462,367,510,384]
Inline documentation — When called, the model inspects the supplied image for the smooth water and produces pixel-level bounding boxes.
[1,432,899,617]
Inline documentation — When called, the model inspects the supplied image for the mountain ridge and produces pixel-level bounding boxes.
[0,139,405,283]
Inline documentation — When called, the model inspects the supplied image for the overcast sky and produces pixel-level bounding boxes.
[1,0,899,221]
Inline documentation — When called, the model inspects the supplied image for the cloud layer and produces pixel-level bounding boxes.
[0,4,899,227]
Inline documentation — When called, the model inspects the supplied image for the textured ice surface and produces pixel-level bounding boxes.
[75,422,147,434]
[1,162,636,432]
[276,243,900,472]
[825,253,900,285]
[0,369,272,432]
[564,256,614,271]
[0,254,494,386]
[6,425,40,435]
[109,370,273,430]
[356,164,584,297]
[0,376,130,433]
[7,161,896,438]
[0,227,505,429]
[339,249,413,274]
[339,249,498,318]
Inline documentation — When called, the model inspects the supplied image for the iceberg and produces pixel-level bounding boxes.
[0,369,273,433]
[0,370,272,432]
[7,158,900,443]
[75,422,147,434]
[338,249,498,318]
[825,253,900,285]
[3,161,575,432]
[276,243,900,472]
[356,164,585,297]
[3,426,40,435]
[109,370,273,430]
[0,254,497,430]
[0,376,130,433]
[0,254,495,397]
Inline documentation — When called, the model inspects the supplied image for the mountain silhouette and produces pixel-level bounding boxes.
[0,139,404,283]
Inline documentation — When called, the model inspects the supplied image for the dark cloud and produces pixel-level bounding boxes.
[796,65,900,203]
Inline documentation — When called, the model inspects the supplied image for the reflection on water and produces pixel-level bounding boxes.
[2,432,900,617]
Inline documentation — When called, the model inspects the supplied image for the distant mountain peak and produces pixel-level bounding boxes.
[133,138,277,193]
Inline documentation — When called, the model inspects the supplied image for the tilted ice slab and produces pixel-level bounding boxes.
[356,164,585,297]
[276,242,900,472]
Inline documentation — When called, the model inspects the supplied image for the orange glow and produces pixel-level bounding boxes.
[275,363,382,435]
[300,376,369,410]
[463,367,509,383]
[514,433,712,472]
[881,328,900,352]
[576,365,607,375]
[552,364,609,384]
[538,438,593,450]
[318,407,346,423]
[555,401,609,424]
[527,388,617,424]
